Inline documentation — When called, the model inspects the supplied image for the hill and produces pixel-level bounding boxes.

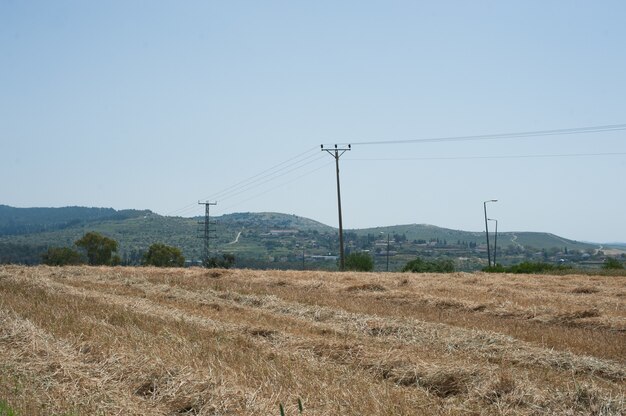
[352,224,596,251]
[0,205,150,236]
[0,209,335,266]
[0,205,607,269]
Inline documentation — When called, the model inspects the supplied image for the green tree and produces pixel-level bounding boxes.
[344,252,374,272]
[42,247,84,266]
[402,257,455,273]
[143,243,185,267]
[75,232,118,265]
[603,257,624,270]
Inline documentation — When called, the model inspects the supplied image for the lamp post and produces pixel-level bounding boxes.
[488,218,498,267]
[483,200,497,267]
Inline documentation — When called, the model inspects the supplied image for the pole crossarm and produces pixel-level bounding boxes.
[322,144,351,158]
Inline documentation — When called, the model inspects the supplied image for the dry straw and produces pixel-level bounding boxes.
[0,265,624,415]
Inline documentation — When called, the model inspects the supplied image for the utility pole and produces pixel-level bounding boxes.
[483,200,497,267]
[494,220,498,266]
[488,218,498,267]
[387,233,389,271]
[198,201,217,266]
[322,144,351,271]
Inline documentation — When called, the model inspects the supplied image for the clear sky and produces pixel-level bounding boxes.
[1,1,625,243]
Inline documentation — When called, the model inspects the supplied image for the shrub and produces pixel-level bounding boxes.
[402,257,455,273]
[602,257,624,270]
[484,261,571,274]
[344,252,374,272]
[143,243,185,267]
[205,253,235,269]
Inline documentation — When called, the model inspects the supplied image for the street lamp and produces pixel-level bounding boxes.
[488,218,498,267]
[483,200,497,267]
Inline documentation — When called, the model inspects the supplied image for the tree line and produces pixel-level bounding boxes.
[42,231,185,267]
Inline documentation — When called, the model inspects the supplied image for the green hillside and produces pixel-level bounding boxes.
[351,224,596,251]
[0,206,607,269]
[0,205,150,236]
[0,210,336,265]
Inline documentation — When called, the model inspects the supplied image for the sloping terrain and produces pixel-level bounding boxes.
[353,224,597,251]
[0,210,335,264]
[0,205,150,236]
[1,266,624,415]
[0,206,603,268]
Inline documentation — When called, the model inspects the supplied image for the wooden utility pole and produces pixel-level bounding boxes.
[322,144,351,271]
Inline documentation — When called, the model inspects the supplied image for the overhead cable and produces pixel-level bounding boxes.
[327,123,626,146]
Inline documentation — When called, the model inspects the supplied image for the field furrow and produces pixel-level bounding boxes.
[1,265,624,415]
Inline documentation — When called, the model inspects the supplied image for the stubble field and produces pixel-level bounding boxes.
[0,265,624,415]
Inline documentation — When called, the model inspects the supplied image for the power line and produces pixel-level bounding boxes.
[166,123,626,219]
[208,151,321,201]
[178,155,327,217]
[166,146,320,217]
[346,151,626,162]
[216,161,333,213]
[209,154,326,203]
[327,123,626,146]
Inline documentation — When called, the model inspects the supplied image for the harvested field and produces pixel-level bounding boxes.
[0,265,624,415]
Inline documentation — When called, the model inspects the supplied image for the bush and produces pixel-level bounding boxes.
[402,257,455,273]
[42,247,84,266]
[205,253,235,269]
[143,243,185,267]
[484,261,571,274]
[344,252,374,272]
[603,257,624,270]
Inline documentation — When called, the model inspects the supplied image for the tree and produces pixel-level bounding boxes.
[142,243,185,267]
[42,247,84,266]
[344,252,374,272]
[603,257,624,270]
[75,232,118,265]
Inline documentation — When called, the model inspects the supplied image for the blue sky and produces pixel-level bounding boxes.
[1,1,625,242]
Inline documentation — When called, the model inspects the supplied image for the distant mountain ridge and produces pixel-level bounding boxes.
[350,224,596,252]
[0,205,604,267]
[215,212,333,233]
[0,205,151,237]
